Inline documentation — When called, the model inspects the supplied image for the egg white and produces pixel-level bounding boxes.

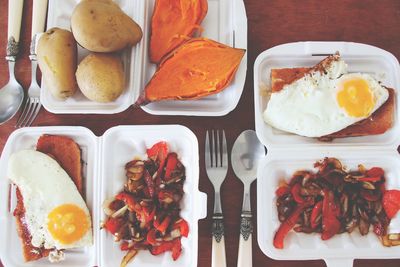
[7,150,92,250]
[263,59,389,137]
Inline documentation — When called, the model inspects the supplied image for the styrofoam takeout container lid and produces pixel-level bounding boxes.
[257,148,400,267]
[254,42,400,149]
[41,0,248,116]
[0,125,207,267]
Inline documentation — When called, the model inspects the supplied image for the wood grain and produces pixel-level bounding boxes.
[1,0,400,266]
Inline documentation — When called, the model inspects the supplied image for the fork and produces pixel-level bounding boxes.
[16,0,47,128]
[205,130,228,267]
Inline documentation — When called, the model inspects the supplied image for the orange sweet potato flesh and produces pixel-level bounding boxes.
[138,38,245,104]
[150,0,208,63]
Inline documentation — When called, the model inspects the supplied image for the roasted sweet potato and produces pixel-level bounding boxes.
[137,38,245,104]
[149,0,208,63]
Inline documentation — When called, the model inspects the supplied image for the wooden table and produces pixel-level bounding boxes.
[1,0,400,266]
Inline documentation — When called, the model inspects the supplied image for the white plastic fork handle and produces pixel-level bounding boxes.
[237,233,252,267]
[31,0,48,39]
[7,0,24,42]
[212,236,227,267]
[212,214,227,267]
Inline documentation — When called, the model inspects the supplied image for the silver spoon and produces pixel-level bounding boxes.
[0,0,24,125]
[231,130,265,267]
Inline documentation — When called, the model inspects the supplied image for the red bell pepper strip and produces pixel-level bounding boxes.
[143,170,155,197]
[310,201,323,229]
[164,153,178,181]
[150,238,182,260]
[357,176,381,183]
[366,167,384,178]
[150,243,173,255]
[360,189,380,202]
[275,185,289,197]
[173,219,189,237]
[103,217,124,235]
[273,204,306,249]
[137,206,156,224]
[171,238,182,261]
[146,228,158,245]
[120,241,131,251]
[290,183,306,204]
[383,189,400,219]
[147,141,168,160]
[155,216,171,235]
[115,192,141,213]
[147,141,168,178]
[321,189,341,240]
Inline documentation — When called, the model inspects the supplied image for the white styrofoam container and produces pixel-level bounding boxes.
[0,127,99,267]
[140,0,248,116]
[254,42,400,149]
[0,125,207,267]
[41,0,145,114]
[254,42,400,266]
[41,0,248,116]
[257,148,400,267]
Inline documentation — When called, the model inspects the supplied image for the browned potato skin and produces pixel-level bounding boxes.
[76,53,125,103]
[71,0,143,52]
[37,27,78,100]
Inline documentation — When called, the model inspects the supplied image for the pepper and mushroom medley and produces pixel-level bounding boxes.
[102,142,189,266]
[274,157,396,249]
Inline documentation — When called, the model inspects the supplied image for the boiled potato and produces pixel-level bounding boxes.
[71,0,143,52]
[76,53,124,103]
[37,27,78,100]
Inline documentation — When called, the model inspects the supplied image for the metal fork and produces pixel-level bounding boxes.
[15,57,41,128]
[205,130,228,267]
[16,0,47,127]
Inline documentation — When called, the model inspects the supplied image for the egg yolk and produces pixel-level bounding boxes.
[47,204,90,245]
[337,78,375,118]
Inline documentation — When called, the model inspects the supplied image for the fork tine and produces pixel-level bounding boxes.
[16,99,34,128]
[18,101,36,128]
[221,130,228,167]
[211,129,215,167]
[205,130,211,168]
[16,98,31,127]
[24,101,41,127]
[216,130,220,167]
[15,98,29,128]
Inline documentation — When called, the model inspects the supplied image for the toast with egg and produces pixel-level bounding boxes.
[36,135,83,194]
[13,135,84,262]
[269,54,395,139]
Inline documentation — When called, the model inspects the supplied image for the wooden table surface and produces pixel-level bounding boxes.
[1,0,400,266]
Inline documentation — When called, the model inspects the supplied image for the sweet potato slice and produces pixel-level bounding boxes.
[150,0,208,63]
[138,38,245,104]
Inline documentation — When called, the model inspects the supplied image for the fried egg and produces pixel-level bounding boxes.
[8,150,92,250]
[263,58,389,137]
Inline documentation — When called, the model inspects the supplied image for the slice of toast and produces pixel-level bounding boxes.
[270,62,395,139]
[14,188,52,261]
[36,135,83,194]
[271,54,342,93]
[14,135,83,262]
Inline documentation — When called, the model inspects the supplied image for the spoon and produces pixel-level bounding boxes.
[0,0,24,125]
[231,130,265,267]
